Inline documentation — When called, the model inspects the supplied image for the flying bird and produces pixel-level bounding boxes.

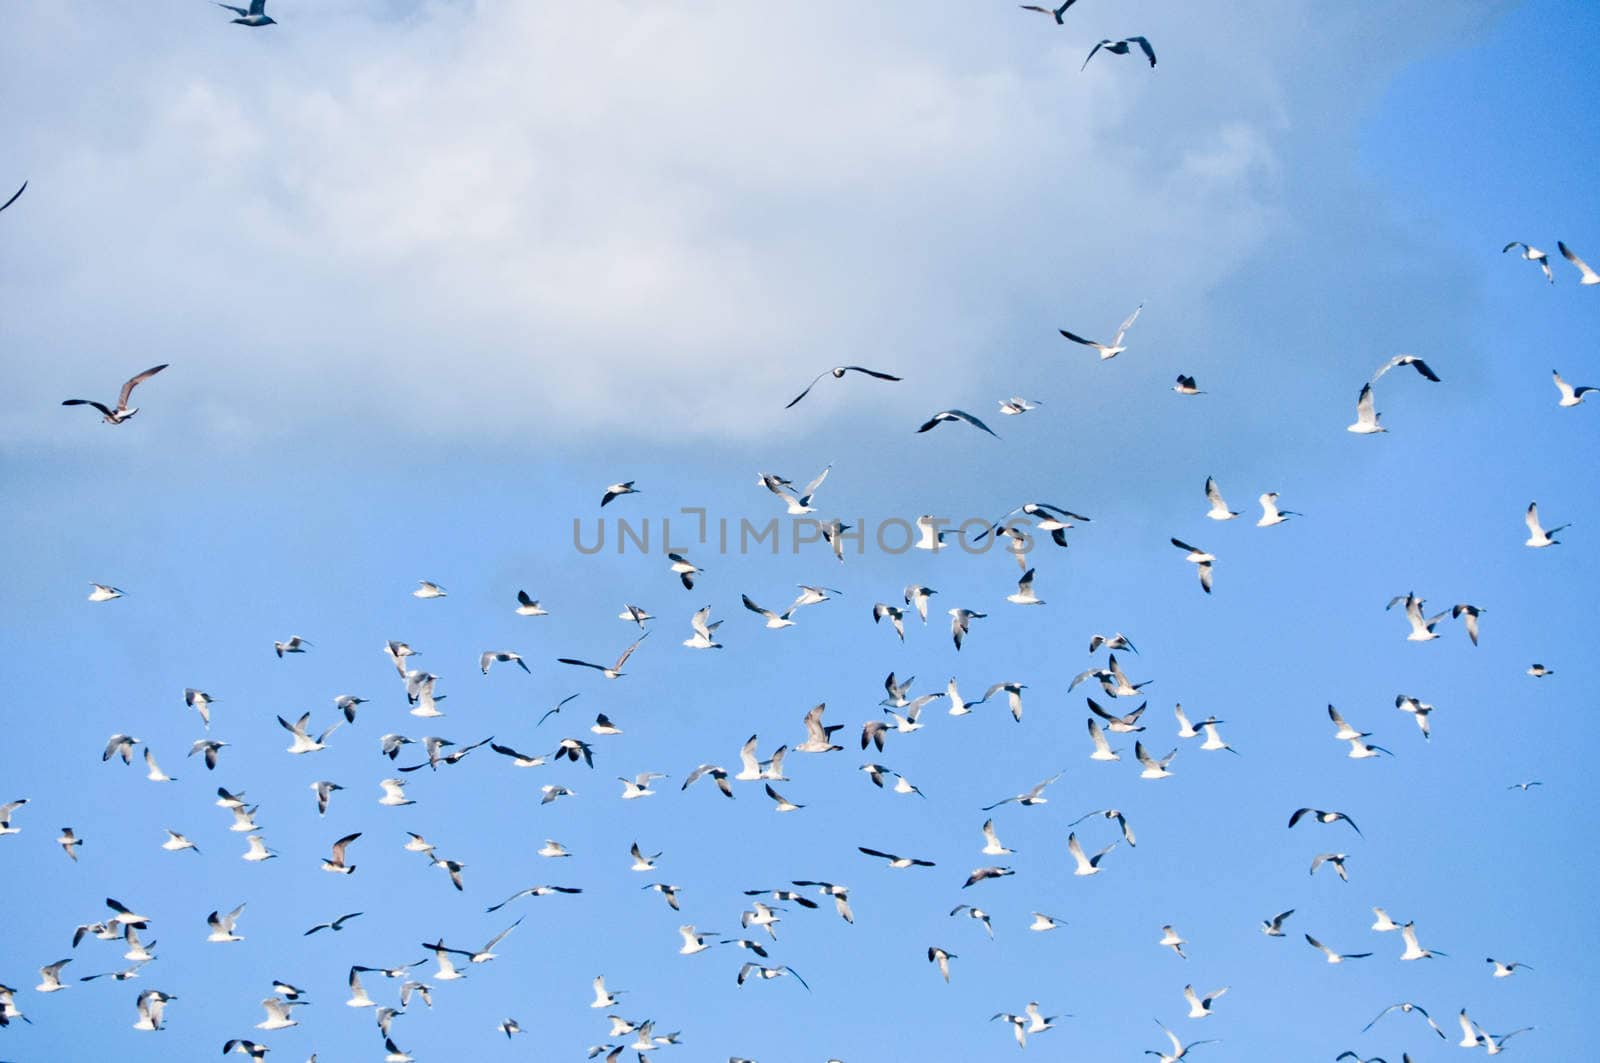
[1058,303,1143,358]
[1347,383,1385,434]
[1203,477,1239,520]
[1558,240,1600,284]
[916,409,1000,438]
[61,365,169,425]
[1552,369,1597,407]
[1370,354,1441,384]
[1170,539,1214,594]
[1017,1,1079,24]
[1502,241,1553,282]
[1172,374,1204,395]
[1524,501,1568,547]
[785,365,901,408]
[1288,807,1362,836]
[1082,36,1157,70]
[216,0,276,25]
[412,580,447,599]
[558,633,647,678]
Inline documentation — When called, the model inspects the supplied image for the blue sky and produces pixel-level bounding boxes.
[3,2,1597,1060]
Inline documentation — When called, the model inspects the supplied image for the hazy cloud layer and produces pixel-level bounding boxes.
[2,1,1506,445]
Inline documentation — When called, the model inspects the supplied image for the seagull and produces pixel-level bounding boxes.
[600,481,638,507]
[1503,241,1554,282]
[949,608,986,650]
[256,996,305,1031]
[1067,832,1116,876]
[1309,852,1350,882]
[180,688,218,729]
[1136,741,1177,779]
[378,778,415,806]
[742,593,796,629]
[242,835,276,862]
[872,602,907,641]
[162,829,200,854]
[1386,592,1448,641]
[1088,697,1146,732]
[207,904,247,942]
[916,409,1000,438]
[785,365,901,408]
[1017,0,1079,24]
[1089,632,1137,654]
[791,880,855,923]
[103,734,140,764]
[1346,735,1392,759]
[1261,909,1294,936]
[412,580,447,599]
[962,867,1014,889]
[1006,569,1044,605]
[991,1011,1029,1049]
[629,842,661,872]
[1171,539,1215,593]
[619,772,667,799]
[87,583,125,602]
[61,364,169,425]
[383,1037,415,1063]
[904,584,941,619]
[1524,501,1568,547]
[215,0,276,26]
[1069,808,1136,846]
[1347,383,1386,434]
[279,712,340,754]
[667,553,702,590]
[759,466,832,514]
[1159,925,1189,959]
[1288,807,1361,836]
[682,605,723,649]
[1086,718,1122,762]
[537,693,582,726]
[736,963,809,991]
[982,772,1061,810]
[189,739,227,770]
[998,395,1043,416]
[559,633,647,678]
[1184,984,1228,1018]
[1527,663,1553,678]
[1507,779,1543,790]
[143,748,177,782]
[485,885,582,914]
[35,960,71,992]
[1450,603,1486,646]
[1305,933,1371,964]
[858,846,935,869]
[675,925,718,956]
[55,827,83,862]
[132,989,175,1032]
[1256,492,1300,527]
[1173,374,1204,395]
[1146,1020,1217,1062]
[1398,921,1446,960]
[765,783,804,812]
[1550,368,1598,408]
[0,180,24,213]
[1058,301,1144,358]
[321,832,361,874]
[273,635,311,657]
[681,764,734,799]
[1362,1001,1446,1038]
[1370,354,1442,384]
[1203,478,1239,520]
[979,819,1016,856]
[1559,240,1600,284]
[927,946,957,983]
[480,650,530,675]
[310,780,343,816]
[515,590,549,616]
[1487,957,1532,978]
[1395,694,1435,739]
[591,713,623,736]
[1029,912,1067,932]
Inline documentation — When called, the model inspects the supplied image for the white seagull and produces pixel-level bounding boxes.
[61,364,169,425]
[1347,383,1385,434]
[1503,241,1553,282]
[1058,303,1143,358]
[1524,501,1568,547]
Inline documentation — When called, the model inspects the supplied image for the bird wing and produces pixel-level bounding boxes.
[1130,36,1157,66]
[0,181,25,213]
[784,369,831,409]
[118,365,168,410]
[844,365,901,381]
[1081,40,1108,70]
[1113,302,1144,344]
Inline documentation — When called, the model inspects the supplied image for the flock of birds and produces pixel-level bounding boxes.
[4,4,1593,1063]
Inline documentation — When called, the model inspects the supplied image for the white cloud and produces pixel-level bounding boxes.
[1,1,1506,445]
